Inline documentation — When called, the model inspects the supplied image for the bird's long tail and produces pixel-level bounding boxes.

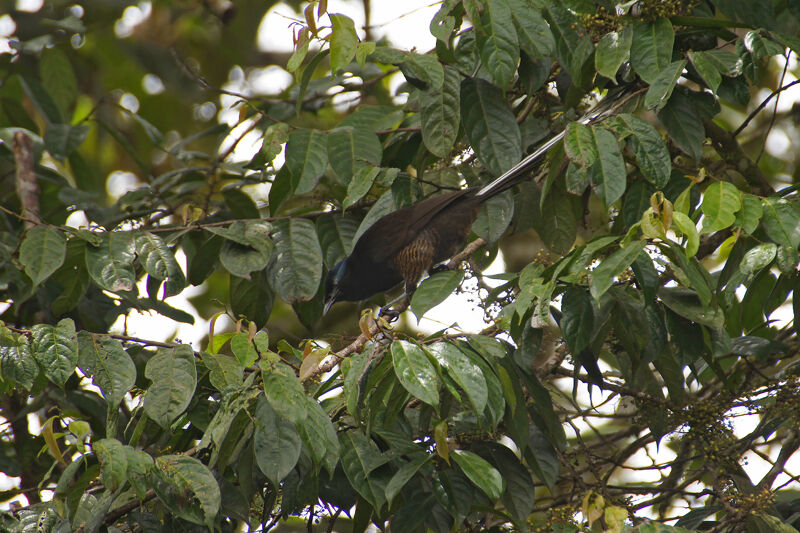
[475,84,639,199]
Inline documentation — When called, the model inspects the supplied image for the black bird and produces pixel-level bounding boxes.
[323,89,630,315]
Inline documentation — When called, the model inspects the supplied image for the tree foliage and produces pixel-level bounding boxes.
[1,0,800,531]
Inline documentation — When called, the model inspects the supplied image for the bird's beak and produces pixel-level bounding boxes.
[323,289,340,315]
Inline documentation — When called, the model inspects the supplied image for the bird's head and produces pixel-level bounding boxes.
[323,258,348,315]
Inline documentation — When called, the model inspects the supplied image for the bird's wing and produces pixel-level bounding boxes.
[351,189,474,264]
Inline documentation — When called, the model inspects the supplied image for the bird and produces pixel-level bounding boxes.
[323,87,632,316]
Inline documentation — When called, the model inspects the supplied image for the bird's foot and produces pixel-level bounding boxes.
[378,305,401,322]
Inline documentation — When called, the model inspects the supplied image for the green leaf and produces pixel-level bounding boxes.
[85,231,136,293]
[150,455,220,527]
[561,287,594,353]
[385,454,432,505]
[31,318,77,387]
[644,60,687,111]
[657,89,704,160]
[253,395,301,485]
[672,212,699,258]
[339,430,390,510]
[230,332,258,367]
[343,166,380,210]
[45,123,89,160]
[399,52,444,90]
[19,225,66,285]
[734,193,763,234]
[588,126,627,207]
[590,241,646,301]
[476,0,519,88]
[473,190,514,242]
[611,114,671,188]
[391,340,439,407]
[93,438,127,492]
[564,122,597,168]
[689,50,723,93]
[595,26,632,79]
[740,243,777,275]
[630,19,675,83]
[701,181,741,233]
[284,129,328,194]
[201,352,243,391]
[427,342,488,414]
[460,77,522,176]
[329,14,358,73]
[316,213,359,266]
[297,397,340,475]
[451,449,504,500]
[659,287,724,328]
[507,0,554,59]
[77,332,136,407]
[40,47,77,117]
[0,328,37,389]
[266,218,323,303]
[474,442,536,524]
[410,270,464,319]
[746,512,800,533]
[262,362,308,425]
[136,232,186,297]
[419,66,461,158]
[326,126,382,184]
[761,197,800,248]
[143,345,197,428]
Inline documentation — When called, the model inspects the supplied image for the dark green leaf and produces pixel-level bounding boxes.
[262,362,308,424]
[507,0,554,59]
[561,287,594,353]
[327,126,382,184]
[410,270,464,319]
[460,77,522,176]
[0,328,38,389]
[253,395,301,485]
[630,19,675,83]
[40,48,77,116]
[595,26,632,79]
[136,232,186,297]
[266,218,323,303]
[149,455,220,527]
[420,66,461,157]
[77,332,136,407]
[143,345,197,428]
[426,342,488,414]
[644,60,687,111]
[612,114,671,188]
[31,318,77,387]
[45,124,89,160]
[761,197,800,248]
[473,190,514,242]
[476,0,519,88]
[19,225,66,285]
[93,438,127,491]
[85,231,136,293]
[451,449,504,500]
[391,340,439,407]
[590,241,646,301]
[339,430,389,510]
[285,129,328,194]
[385,454,432,505]
[588,126,627,208]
